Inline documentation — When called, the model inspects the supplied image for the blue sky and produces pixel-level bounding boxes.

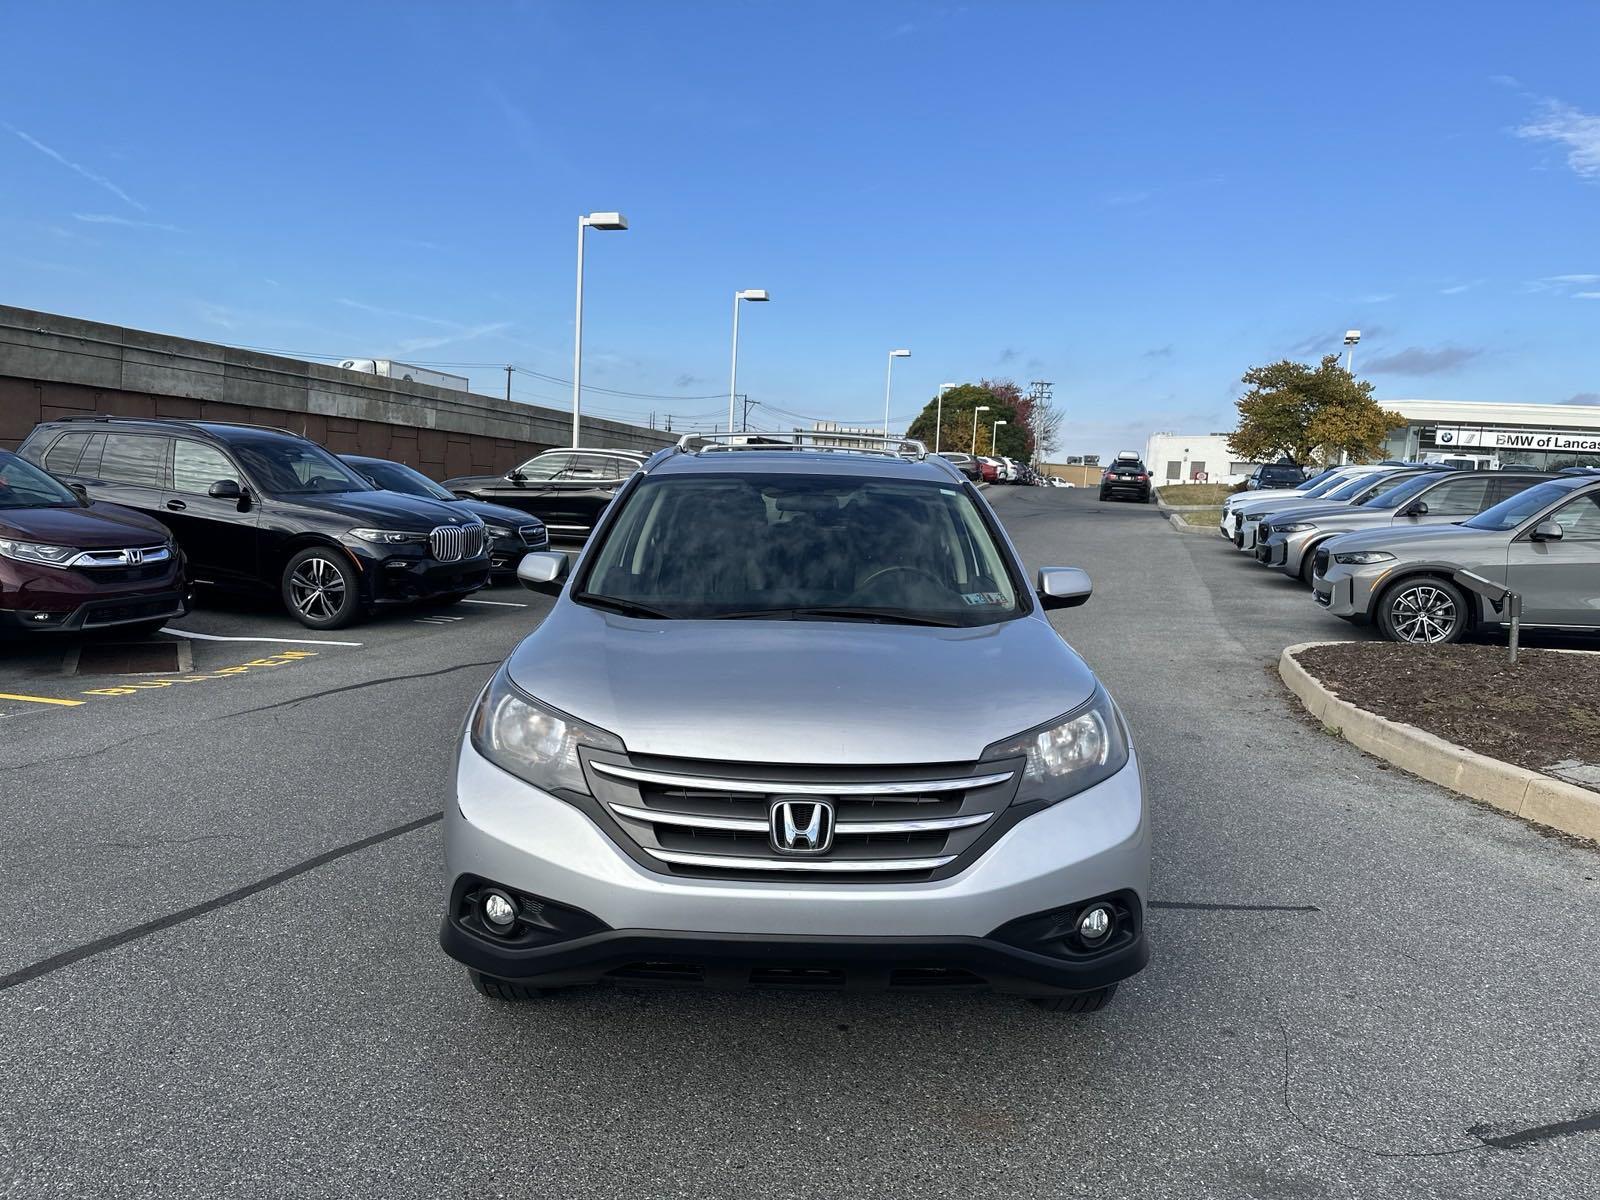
[4,1,1598,457]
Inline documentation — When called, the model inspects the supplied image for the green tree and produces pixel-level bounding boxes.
[905,380,1031,458]
[1226,355,1403,467]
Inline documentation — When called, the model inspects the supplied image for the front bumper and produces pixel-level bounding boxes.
[442,736,1151,995]
[1312,562,1387,619]
[366,551,491,604]
[0,588,189,633]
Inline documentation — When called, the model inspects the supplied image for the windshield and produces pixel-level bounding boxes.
[0,451,81,509]
[1366,472,1447,511]
[578,471,1023,625]
[1300,472,1360,499]
[1356,472,1428,505]
[232,439,372,496]
[356,458,457,502]
[1322,471,1386,502]
[1462,481,1570,531]
[1290,467,1338,490]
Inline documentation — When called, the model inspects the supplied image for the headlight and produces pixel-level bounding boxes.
[485,524,514,539]
[984,686,1129,806]
[0,539,78,568]
[1276,522,1316,533]
[348,528,427,544]
[469,667,623,795]
[1333,550,1396,565]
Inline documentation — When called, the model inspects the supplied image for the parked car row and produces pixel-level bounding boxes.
[935,452,1054,486]
[1217,461,1600,642]
[2,415,655,635]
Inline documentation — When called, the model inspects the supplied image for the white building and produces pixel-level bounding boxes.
[1145,397,1600,486]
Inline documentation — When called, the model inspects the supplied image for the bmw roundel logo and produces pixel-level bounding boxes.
[1439,431,1454,444]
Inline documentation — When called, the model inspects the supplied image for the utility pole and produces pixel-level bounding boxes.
[504,365,513,403]
[1027,380,1054,466]
[740,393,755,433]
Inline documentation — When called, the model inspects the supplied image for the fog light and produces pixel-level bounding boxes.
[481,890,517,931]
[1077,904,1113,943]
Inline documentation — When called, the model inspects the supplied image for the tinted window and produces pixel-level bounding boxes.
[42,432,91,474]
[1323,472,1385,501]
[1418,475,1492,516]
[229,437,370,495]
[76,434,106,479]
[1551,492,1600,540]
[0,451,80,509]
[1357,472,1428,505]
[514,452,574,480]
[172,441,240,495]
[99,434,169,488]
[355,458,455,501]
[1463,481,1571,532]
[582,472,1021,625]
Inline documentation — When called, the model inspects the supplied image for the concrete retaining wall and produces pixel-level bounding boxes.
[0,305,674,479]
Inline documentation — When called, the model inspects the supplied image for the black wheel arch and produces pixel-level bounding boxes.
[1368,566,1485,628]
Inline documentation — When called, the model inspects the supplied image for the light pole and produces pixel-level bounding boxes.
[934,382,955,453]
[728,289,770,433]
[971,404,990,454]
[992,418,1007,457]
[883,349,911,436]
[570,211,628,447]
[1343,329,1361,373]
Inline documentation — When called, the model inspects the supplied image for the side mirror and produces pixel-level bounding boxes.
[1037,566,1093,610]
[1402,500,1430,517]
[67,481,89,504]
[517,550,570,595]
[507,469,526,484]
[208,479,242,500]
[1530,519,1564,542]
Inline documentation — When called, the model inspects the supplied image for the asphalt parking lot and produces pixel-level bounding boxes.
[2,491,1595,1199]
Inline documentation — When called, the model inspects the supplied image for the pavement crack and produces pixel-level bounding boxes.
[1275,1019,1481,1159]
[218,659,502,717]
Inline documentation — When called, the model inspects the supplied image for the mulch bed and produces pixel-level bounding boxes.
[1295,642,1600,791]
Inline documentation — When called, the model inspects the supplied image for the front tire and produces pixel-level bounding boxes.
[469,970,546,1001]
[1030,984,1117,1013]
[282,547,362,629]
[1377,577,1467,644]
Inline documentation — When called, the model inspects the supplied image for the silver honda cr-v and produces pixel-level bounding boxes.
[440,435,1150,1012]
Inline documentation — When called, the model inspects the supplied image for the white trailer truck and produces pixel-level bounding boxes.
[338,359,469,392]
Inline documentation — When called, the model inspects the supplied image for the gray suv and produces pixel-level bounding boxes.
[1255,470,1554,584]
[1312,472,1600,642]
[440,435,1150,1011]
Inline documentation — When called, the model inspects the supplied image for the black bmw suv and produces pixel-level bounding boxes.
[18,418,490,629]
[1099,455,1153,502]
[444,447,648,540]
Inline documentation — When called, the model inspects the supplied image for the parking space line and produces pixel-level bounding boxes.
[0,692,86,708]
[461,598,529,608]
[161,629,363,647]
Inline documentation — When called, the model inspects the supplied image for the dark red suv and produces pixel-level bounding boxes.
[0,450,188,636]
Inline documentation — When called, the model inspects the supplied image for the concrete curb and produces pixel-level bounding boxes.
[1279,641,1600,843]
[1167,513,1216,536]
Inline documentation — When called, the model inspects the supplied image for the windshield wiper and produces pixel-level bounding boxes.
[713,606,961,627]
[576,594,675,619]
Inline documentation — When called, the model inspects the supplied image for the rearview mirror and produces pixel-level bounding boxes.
[208,479,242,500]
[517,550,570,595]
[1037,566,1093,610]
[1530,519,1564,542]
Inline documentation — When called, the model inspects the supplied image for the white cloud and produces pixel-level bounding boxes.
[337,297,461,329]
[396,321,512,354]
[1358,293,1395,304]
[4,124,146,211]
[1574,291,1600,300]
[1438,280,1484,295]
[1515,98,1600,179]
[73,212,183,233]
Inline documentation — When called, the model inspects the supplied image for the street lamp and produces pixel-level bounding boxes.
[971,404,990,454]
[1343,329,1361,373]
[934,382,955,453]
[992,418,1007,457]
[728,289,770,434]
[884,349,911,436]
[570,211,628,447]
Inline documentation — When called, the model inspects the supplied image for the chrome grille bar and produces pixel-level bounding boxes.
[591,761,1012,796]
[430,522,485,562]
[607,803,992,835]
[643,848,957,873]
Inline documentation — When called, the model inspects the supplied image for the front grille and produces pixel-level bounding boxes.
[70,545,171,580]
[583,754,1021,881]
[519,524,548,550]
[429,523,485,562]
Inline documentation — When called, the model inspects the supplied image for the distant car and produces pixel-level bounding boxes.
[977,457,1001,483]
[1234,466,1436,553]
[1256,470,1555,583]
[1246,462,1307,490]
[444,447,649,541]
[1099,458,1152,502]
[18,417,489,629]
[935,451,981,482]
[1312,473,1600,642]
[0,448,188,637]
[340,454,548,579]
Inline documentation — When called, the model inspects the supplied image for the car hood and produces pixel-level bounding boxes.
[1286,507,1413,533]
[1321,522,1487,555]
[0,500,171,548]
[1250,500,1355,523]
[1228,490,1321,514]
[276,490,472,530]
[452,498,542,528]
[505,605,1099,765]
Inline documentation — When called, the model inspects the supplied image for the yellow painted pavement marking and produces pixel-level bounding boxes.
[0,692,86,708]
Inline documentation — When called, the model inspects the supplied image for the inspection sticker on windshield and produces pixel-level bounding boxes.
[961,592,1007,606]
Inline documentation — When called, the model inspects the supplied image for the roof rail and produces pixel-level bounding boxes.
[672,430,929,461]
[49,414,298,436]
